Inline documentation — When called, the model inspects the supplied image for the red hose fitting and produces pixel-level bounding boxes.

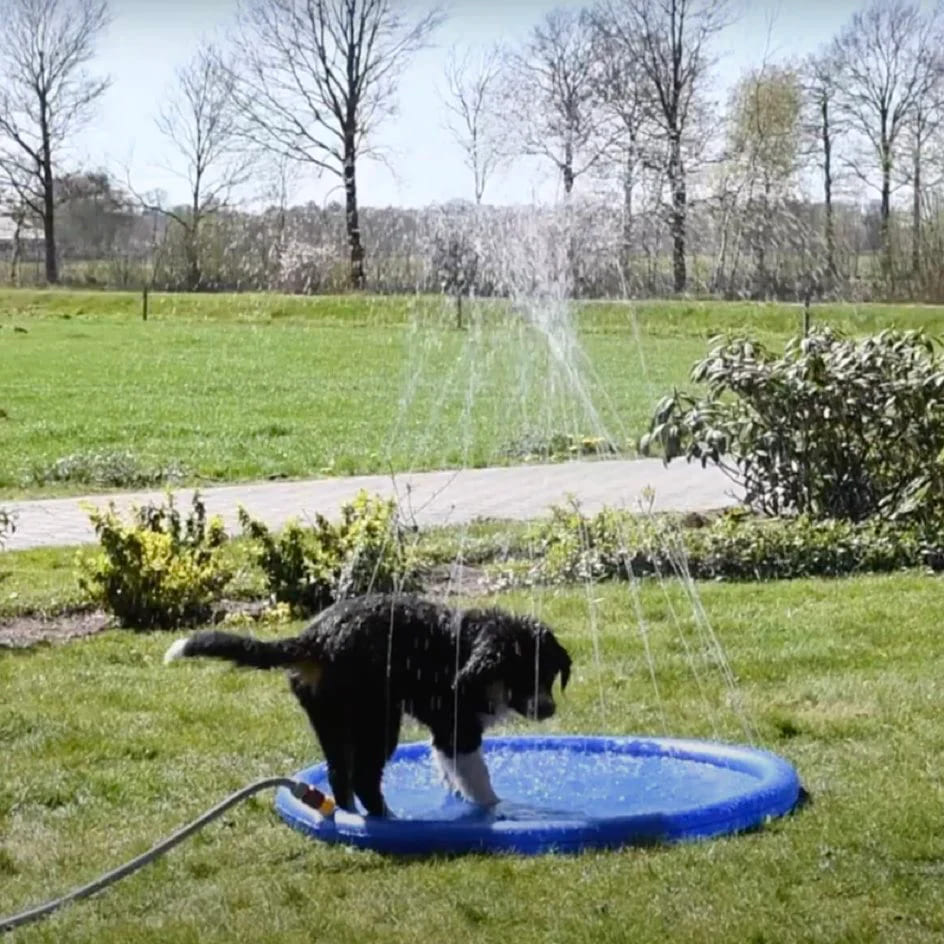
[290,781,336,816]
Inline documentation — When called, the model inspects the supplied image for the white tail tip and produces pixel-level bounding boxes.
[163,638,190,665]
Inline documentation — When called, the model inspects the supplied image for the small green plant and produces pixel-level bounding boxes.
[78,492,230,629]
[28,450,187,489]
[239,490,423,616]
[432,227,479,329]
[221,601,293,629]
[499,498,938,587]
[501,431,619,462]
[641,328,944,523]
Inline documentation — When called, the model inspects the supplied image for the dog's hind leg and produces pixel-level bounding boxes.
[289,678,356,813]
[351,706,402,817]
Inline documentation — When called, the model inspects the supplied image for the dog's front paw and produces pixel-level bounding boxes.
[433,746,499,806]
[432,746,459,791]
[463,786,500,808]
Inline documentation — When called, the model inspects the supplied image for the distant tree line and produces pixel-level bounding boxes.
[3,0,944,302]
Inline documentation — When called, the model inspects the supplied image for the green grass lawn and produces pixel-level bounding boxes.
[2,574,944,942]
[4,289,944,498]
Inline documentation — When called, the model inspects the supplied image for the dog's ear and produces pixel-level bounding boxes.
[559,650,571,692]
[546,632,571,692]
[456,631,506,690]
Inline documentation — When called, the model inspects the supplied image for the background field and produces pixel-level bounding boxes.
[4,289,944,499]
[4,290,944,942]
[3,577,944,943]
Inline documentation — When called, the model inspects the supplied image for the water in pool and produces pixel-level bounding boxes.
[298,740,764,823]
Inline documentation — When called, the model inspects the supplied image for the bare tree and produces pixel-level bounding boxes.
[0,0,110,284]
[586,4,654,279]
[441,44,508,205]
[134,43,252,291]
[727,65,803,294]
[260,152,298,287]
[832,0,940,279]
[230,0,443,289]
[594,0,731,293]
[803,50,844,282]
[505,7,607,197]
[902,55,944,278]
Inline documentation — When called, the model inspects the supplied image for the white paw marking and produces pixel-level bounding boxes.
[433,747,499,806]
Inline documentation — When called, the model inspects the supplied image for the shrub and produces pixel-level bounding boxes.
[239,490,423,616]
[78,492,230,629]
[499,499,938,587]
[501,431,619,462]
[28,450,187,489]
[640,328,944,524]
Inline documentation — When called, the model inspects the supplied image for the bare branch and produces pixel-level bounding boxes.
[134,41,259,290]
[440,43,509,204]
[504,7,612,195]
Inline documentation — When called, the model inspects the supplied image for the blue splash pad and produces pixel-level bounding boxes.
[274,735,801,855]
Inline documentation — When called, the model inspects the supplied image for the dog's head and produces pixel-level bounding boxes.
[457,611,572,721]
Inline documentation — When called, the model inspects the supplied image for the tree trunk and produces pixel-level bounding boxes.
[10,213,23,286]
[186,224,201,292]
[271,177,288,287]
[41,181,58,284]
[728,181,750,294]
[343,125,365,290]
[669,135,686,293]
[822,94,836,281]
[912,132,921,277]
[755,178,771,298]
[187,186,202,291]
[562,140,575,196]
[39,100,58,285]
[712,196,731,295]
[880,131,892,283]
[562,135,578,292]
[473,134,484,206]
[186,249,201,290]
[621,143,634,284]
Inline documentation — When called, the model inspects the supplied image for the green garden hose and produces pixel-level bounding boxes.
[0,776,334,935]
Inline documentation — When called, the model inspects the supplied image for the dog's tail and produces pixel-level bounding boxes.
[163,630,309,670]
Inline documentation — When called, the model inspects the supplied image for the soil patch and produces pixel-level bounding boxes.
[0,569,489,650]
[0,609,111,649]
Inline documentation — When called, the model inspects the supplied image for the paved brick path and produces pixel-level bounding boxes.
[2,459,739,552]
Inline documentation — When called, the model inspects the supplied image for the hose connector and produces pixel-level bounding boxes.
[290,780,336,816]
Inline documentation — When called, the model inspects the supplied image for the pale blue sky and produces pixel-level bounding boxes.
[81,0,866,208]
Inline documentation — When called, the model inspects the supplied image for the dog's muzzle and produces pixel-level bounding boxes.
[527,695,556,720]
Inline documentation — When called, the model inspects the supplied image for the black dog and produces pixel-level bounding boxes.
[164,593,572,817]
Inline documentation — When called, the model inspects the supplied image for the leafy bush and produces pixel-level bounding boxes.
[640,328,944,523]
[28,450,187,489]
[239,490,423,616]
[78,492,230,629]
[499,499,938,587]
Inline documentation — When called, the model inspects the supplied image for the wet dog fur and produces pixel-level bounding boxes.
[164,592,572,816]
